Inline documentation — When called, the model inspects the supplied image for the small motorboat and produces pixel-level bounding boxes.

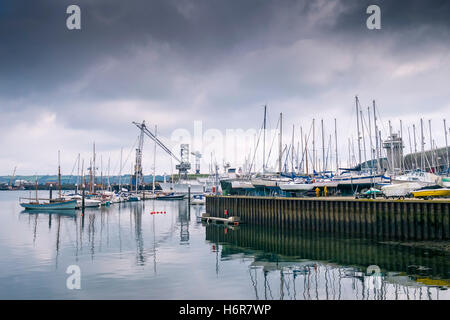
[190,194,206,205]
[128,195,141,202]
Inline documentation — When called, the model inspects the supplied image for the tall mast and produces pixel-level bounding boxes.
[153,125,157,194]
[312,118,316,172]
[444,119,449,171]
[107,157,110,191]
[305,134,308,175]
[360,110,367,168]
[76,153,80,194]
[355,96,362,170]
[100,154,103,192]
[291,124,295,173]
[35,175,38,202]
[300,126,304,173]
[81,159,84,191]
[58,150,61,199]
[400,119,404,173]
[278,113,282,175]
[420,118,425,171]
[89,158,92,193]
[348,138,351,168]
[407,126,413,170]
[367,107,373,172]
[413,124,418,168]
[428,119,434,171]
[263,106,267,174]
[321,119,325,173]
[119,147,123,191]
[373,100,379,173]
[334,118,338,174]
[93,142,96,193]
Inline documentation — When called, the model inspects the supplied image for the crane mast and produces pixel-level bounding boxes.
[132,121,191,180]
[133,120,146,189]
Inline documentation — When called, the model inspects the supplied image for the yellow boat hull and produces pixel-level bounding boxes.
[412,188,450,198]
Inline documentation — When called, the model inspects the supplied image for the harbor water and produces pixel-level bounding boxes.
[0,191,448,299]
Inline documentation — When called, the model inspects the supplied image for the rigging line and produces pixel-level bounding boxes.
[247,119,265,177]
[265,117,280,170]
[298,121,314,171]
[375,104,388,137]
[120,135,139,176]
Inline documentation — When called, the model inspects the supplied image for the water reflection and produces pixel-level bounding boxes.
[205,224,449,300]
[7,193,448,300]
[18,200,190,269]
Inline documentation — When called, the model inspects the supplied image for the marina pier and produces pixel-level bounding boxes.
[206,196,450,240]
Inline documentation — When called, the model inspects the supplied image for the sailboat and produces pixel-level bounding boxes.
[20,152,77,210]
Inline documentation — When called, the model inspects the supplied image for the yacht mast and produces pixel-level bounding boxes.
[119,147,123,191]
[444,119,449,171]
[367,107,373,172]
[334,118,338,174]
[58,150,62,199]
[400,119,404,173]
[278,113,282,175]
[76,153,80,194]
[305,134,309,175]
[300,126,304,174]
[420,118,425,171]
[407,126,413,170]
[355,96,362,170]
[312,119,316,172]
[413,124,418,168]
[428,119,434,171]
[263,105,267,175]
[360,110,367,168]
[373,100,379,173]
[291,124,295,173]
[321,119,325,173]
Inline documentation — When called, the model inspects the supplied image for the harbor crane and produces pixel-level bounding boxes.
[132,121,191,180]
[191,151,202,174]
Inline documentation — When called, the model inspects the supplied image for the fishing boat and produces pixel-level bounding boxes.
[20,198,77,210]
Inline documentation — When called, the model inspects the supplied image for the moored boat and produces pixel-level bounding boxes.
[156,193,186,200]
[411,188,450,199]
[20,198,77,210]
[190,194,206,205]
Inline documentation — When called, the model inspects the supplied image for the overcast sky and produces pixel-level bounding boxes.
[1,0,449,175]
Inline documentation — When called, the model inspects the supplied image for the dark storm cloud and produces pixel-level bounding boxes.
[1,0,449,103]
[0,0,449,174]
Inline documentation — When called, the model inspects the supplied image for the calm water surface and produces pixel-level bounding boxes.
[0,191,448,299]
